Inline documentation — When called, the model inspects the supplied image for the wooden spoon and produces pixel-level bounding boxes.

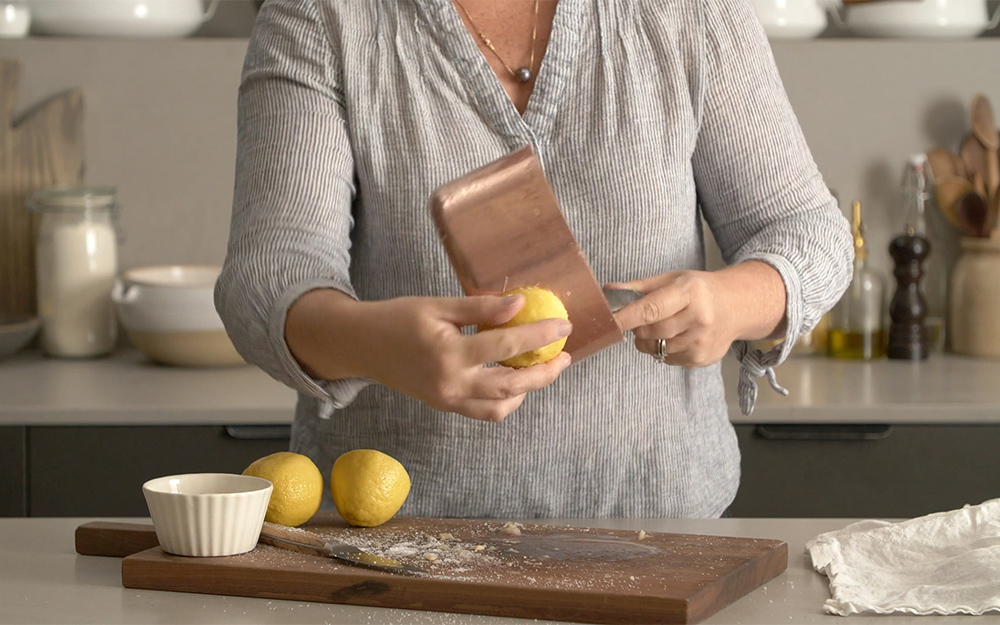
[926,147,962,182]
[971,94,1000,199]
[961,133,988,185]
[991,190,1000,239]
[955,190,990,238]
[972,171,988,198]
[934,174,972,229]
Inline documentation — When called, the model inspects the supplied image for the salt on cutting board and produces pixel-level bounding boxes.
[76,514,787,624]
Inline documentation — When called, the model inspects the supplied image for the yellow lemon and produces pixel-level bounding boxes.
[330,449,411,527]
[243,451,323,527]
[480,285,570,368]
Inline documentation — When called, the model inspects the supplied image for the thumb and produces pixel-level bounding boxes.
[438,294,525,327]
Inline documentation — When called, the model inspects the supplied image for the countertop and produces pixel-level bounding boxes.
[2,348,999,426]
[3,516,995,625]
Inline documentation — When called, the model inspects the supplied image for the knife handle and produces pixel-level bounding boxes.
[258,522,330,557]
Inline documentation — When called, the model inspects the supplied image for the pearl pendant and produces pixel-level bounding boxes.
[514,67,532,83]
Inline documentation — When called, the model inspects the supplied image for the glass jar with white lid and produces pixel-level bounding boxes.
[26,186,123,358]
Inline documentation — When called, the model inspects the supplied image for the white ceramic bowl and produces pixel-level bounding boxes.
[840,0,1000,38]
[0,2,31,38]
[142,473,272,557]
[753,0,829,40]
[0,315,40,360]
[112,265,245,367]
[28,0,218,38]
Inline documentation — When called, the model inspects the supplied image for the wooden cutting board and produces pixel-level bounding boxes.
[76,514,787,624]
[0,58,85,318]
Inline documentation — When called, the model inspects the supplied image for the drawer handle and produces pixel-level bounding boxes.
[755,424,893,441]
[224,425,292,440]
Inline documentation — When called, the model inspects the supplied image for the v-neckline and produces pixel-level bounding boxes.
[415,0,582,148]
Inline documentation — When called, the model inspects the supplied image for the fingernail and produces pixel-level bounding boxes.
[555,320,573,337]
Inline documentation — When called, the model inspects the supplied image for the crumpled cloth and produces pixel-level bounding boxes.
[805,498,1000,616]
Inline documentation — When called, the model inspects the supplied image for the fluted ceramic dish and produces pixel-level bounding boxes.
[142,473,272,557]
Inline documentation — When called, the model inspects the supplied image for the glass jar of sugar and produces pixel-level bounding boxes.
[27,187,123,358]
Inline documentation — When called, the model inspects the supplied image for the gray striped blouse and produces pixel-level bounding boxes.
[216,0,853,518]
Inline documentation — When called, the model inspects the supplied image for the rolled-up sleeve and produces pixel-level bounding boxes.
[215,0,369,408]
[691,0,853,414]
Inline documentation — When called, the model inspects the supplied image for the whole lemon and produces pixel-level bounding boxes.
[243,451,323,527]
[330,449,411,527]
[479,285,570,368]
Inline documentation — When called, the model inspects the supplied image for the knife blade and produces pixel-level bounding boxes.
[603,288,643,313]
[258,522,425,575]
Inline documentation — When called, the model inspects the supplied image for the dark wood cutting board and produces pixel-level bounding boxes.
[0,58,85,318]
[76,514,787,624]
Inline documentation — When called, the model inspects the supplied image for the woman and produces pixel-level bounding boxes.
[216,0,852,518]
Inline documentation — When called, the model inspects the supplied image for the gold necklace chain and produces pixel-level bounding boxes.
[452,0,541,83]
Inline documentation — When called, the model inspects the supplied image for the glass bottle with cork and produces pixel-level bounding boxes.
[899,153,945,352]
[827,200,887,360]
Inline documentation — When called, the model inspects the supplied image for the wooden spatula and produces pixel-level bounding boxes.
[430,146,625,362]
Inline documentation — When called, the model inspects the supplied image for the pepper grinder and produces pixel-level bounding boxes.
[887,227,930,360]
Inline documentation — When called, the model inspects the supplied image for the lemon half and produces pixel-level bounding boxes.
[480,285,570,368]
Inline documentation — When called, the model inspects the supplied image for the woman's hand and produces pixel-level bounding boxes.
[285,290,572,422]
[608,261,786,368]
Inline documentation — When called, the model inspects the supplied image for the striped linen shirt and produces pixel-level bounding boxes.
[216,0,853,518]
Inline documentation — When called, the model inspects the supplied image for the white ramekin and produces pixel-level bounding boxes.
[142,473,272,557]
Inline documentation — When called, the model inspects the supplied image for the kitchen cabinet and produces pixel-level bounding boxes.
[730,424,1000,518]
[15,425,289,517]
[6,350,1000,519]
[0,427,26,516]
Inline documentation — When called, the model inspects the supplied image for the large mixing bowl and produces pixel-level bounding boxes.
[836,0,1000,38]
[112,264,245,367]
[28,0,218,38]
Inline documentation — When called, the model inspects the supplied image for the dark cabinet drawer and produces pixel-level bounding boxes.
[730,424,1000,518]
[28,425,290,517]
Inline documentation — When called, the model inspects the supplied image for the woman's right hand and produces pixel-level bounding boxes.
[285,290,573,422]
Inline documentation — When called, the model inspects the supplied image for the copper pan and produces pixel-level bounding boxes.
[429,146,625,362]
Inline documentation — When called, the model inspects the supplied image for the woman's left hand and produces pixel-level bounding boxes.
[608,262,787,368]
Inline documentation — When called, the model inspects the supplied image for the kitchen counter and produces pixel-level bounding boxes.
[0,349,296,425]
[2,349,999,425]
[1,516,993,625]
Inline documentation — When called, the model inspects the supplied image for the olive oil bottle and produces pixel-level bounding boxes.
[828,201,887,360]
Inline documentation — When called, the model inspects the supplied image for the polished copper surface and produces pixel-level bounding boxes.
[430,146,624,362]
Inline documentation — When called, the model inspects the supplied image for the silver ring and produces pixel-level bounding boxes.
[653,338,668,363]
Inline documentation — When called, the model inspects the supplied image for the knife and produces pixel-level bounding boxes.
[603,288,643,313]
[258,522,425,575]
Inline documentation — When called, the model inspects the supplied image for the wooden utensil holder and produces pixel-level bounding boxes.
[949,236,1000,357]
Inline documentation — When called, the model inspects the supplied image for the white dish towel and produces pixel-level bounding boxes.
[806,498,1000,616]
